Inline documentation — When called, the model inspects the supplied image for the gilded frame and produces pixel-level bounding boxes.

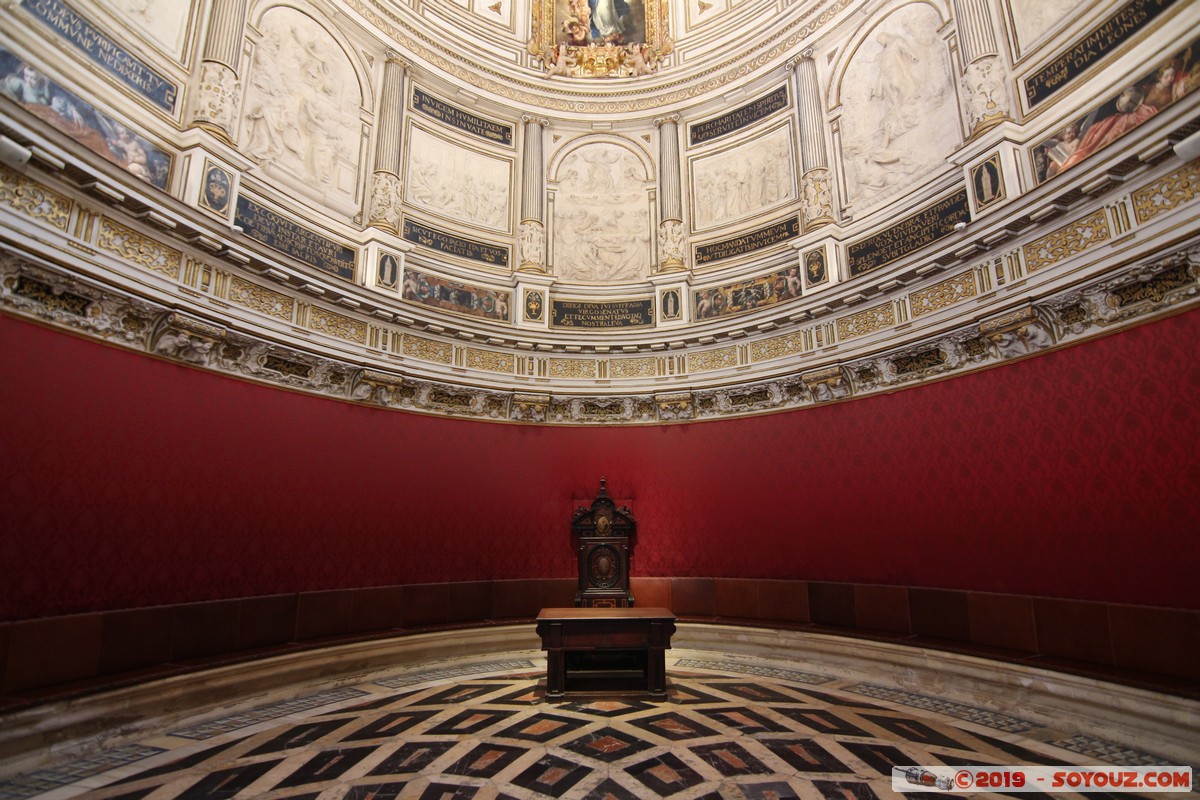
[529,0,671,78]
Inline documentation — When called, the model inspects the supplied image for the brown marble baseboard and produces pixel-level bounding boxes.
[0,578,1196,710]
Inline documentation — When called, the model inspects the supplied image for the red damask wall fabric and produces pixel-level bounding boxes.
[1,310,1197,620]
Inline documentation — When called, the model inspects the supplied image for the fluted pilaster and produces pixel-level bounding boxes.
[189,0,249,141]
[519,116,549,273]
[655,114,685,271]
[951,0,1013,137]
[790,51,834,229]
[367,54,409,233]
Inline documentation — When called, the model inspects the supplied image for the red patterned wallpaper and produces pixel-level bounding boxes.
[1,310,1197,620]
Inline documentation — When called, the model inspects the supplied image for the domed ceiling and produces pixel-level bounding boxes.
[0,0,1198,423]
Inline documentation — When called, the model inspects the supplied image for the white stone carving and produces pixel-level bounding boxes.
[1008,0,1086,53]
[691,126,795,230]
[193,61,240,136]
[658,219,685,267]
[801,168,833,227]
[109,0,190,56]
[839,5,959,210]
[153,329,215,364]
[367,171,403,230]
[553,143,651,282]
[961,55,1011,134]
[406,127,511,232]
[240,8,362,207]
[519,220,545,267]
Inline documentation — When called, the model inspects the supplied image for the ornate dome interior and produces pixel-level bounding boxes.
[0,0,1198,423]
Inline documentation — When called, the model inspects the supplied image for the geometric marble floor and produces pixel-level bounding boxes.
[1,653,1194,800]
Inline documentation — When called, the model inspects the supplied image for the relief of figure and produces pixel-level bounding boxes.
[546,44,573,78]
[239,10,361,205]
[839,6,958,209]
[405,129,510,230]
[553,143,651,282]
[154,330,214,364]
[519,221,545,266]
[692,127,794,229]
[871,31,923,146]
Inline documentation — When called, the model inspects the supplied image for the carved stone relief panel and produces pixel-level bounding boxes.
[1007,0,1087,56]
[405,125,512,233]
[837,3,959,211]
[102,0,192,58]
[690,124,796,232]
[552,141,652,282]
[239,7,362,209]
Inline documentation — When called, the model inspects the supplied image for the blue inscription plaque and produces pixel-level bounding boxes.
[235,196,357,280]
[847,190,969,277]
[412,87,513,146]
[21,0,178,112]
[689,86,788,146]
[694,217,800,265]
[1023,0,1177,108]
[403,218,510,268]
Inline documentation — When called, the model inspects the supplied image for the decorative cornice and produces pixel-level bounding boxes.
[3,244,1195,425]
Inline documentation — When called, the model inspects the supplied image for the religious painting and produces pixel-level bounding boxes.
[529,0,670,77]
[1032,35,1200,185]
[693,266,802,322]
[0,46,171,189]
[970,155,1005,211]
[402,268,511,322]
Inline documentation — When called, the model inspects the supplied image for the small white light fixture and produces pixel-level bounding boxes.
[1173,129,1200,163]
[0,135,32,168]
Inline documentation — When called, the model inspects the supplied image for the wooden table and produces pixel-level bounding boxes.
[536,607,676,699]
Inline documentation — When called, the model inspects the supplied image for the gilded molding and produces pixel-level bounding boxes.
[97,218,182,279]
[465,348,516,373]
[1132,160,1200,225]
[909,272,978,318]
[548,358,598,379]
[750,332,807,363]
[229,276,294,321]
[1023,211,1111,273]
[0,165,72,231]
[609,358,658,379]
[688,347,737,373]
[310,306,368,344]
[403,334,454,364]
[836,302,896,341]
[2,248,1197,425]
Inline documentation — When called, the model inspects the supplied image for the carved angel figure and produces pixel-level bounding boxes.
[626,44,654,76]
[546,45,572,78]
